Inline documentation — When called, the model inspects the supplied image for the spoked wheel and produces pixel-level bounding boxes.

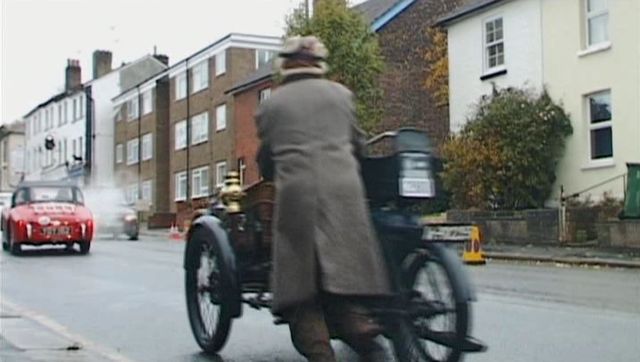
[185,226,232,353]
[393,245,470,362]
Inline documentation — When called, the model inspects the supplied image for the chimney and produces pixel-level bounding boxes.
[153,54,169,66]
[92,50,113,79]
[65,59,82,91]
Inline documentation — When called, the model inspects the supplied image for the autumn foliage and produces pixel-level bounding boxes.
[424,27,449,108]
[441,88,573,210]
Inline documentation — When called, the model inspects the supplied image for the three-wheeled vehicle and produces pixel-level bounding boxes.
[183,129,486,361]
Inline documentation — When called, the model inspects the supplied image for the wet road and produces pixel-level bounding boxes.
[1,235,639,361]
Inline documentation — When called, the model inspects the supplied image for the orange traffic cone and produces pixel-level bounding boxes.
[463,226,486,265]
[169,224,183,241]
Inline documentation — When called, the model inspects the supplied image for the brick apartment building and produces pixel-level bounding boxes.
[226,65,274,187]
[113,57,172,227]
[166,33,281,226]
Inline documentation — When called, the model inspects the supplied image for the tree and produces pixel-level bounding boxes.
[424,27,449,108]
[285,0,384,133]
[441,88,573,210]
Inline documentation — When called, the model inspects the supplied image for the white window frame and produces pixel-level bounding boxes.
[126,138,140,165]
[127,97,139,120]
[175,72,187,100]
[586,90,613,163]
[175,120,187,150]
[259,88,271,103]
[142,90,153,115]
[256,49,275,69]
[115,144,124,164]
[175,171,188,201]
[483,16,505,73]
[127,183,139,204]
[215,51,226,76]
[216,104,227,131]
[141,133,153,161]
[191,112,209,145]
[585,0,609,48]
[191,61,209,93]
[216,161,227,188]
[142,180,153,205]
[192,166,210,199]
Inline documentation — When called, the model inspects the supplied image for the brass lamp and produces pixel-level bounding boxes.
[219,171,245,214]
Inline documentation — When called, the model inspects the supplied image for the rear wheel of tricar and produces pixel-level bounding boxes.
[185,226,233,353]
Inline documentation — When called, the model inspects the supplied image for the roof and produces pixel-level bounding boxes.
[355,0,417,31]
[437,0,507,26]
[0,122,25,135]
[23,88,84,119]
[225,64,274,95]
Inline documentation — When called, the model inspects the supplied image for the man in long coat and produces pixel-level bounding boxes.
[256,36,391,362]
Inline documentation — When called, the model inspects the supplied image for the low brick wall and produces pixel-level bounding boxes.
[148,213,176,229]
[447,208,600,245]
[597,220,640,248]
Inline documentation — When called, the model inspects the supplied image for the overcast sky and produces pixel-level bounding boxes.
[1,0,364,125]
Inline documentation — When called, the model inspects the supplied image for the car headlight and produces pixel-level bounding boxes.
[124,214,137,222]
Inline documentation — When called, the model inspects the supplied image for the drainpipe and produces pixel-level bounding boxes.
[137,85,142,205]
[185,59,191,211]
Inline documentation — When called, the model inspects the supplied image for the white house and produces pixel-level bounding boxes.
[441,0,640,202]
[24,52,167,187]
[441,0,543,133]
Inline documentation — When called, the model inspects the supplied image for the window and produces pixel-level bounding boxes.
[116,144,124,164]
[259,88,271,103]
[114,105,123,122]
[142,180,152,205]
[215,51,226,76]
[175,120,187,150]
[80,95,84,117]
[126,184,139,204]
[585,0,609,47]
[192,61,209,93]
[175,171,187,201]
[216,161,227,188]
[175,72,187,100]
[256,49,276,68]
[192,166,209,198]
[587,90,613,160]
[57,105,62,126]
[127,98,139,120]
[216,104,227,131]
[65,100,70,123]
[127,138,140,165]
[191,112,209,145]
[238,158,246,185]
[142,133,153,161]
[72,139,77,158]
[79,136,83,159]
[484,17,504,71]
[73,98,78,120]
[142,91,153,115]
[63,139,67,162]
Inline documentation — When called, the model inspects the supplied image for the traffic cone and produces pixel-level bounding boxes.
[169,224,182,241]
[463,226,486,265]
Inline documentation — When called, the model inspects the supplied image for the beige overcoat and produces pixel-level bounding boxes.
[255,75,391,315]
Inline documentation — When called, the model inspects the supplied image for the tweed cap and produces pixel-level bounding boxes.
[276,35,329,76]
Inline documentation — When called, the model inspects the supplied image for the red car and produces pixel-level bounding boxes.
[1,181,94,255]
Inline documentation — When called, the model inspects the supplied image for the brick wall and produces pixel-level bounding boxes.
[376,0,463,146]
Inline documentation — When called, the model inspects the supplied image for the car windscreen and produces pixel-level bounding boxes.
[28,187,83,204]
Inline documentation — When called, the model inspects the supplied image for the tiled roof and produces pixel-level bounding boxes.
[437,0,506,26]
[354,0,403,24]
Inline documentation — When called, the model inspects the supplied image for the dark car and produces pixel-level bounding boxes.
[84,187,139,240]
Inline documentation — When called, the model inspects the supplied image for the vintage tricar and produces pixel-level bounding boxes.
[183,129,486,362]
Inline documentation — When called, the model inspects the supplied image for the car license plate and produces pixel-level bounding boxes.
[423,225,473,242]
[400,178,435,198]
[42,226,71,236]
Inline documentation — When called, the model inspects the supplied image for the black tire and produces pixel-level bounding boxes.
[185,226,233,353]
[79,241,91,254]
[391,245,470,362]
[2,232,8,251]
[8,228,21,256]
[128,233,139,241]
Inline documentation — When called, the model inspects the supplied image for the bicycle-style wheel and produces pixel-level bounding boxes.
[185,226,233,353]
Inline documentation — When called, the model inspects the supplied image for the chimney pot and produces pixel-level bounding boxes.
[65,59,82,91]
[93,50,113,79]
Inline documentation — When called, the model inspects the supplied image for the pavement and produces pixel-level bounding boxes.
[0,303,120,362]
[140,225,640,269]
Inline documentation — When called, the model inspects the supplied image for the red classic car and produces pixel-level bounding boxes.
[1,181,94,255]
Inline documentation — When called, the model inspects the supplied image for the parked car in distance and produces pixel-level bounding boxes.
[84,187,139,240]
[1,181,94,255]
